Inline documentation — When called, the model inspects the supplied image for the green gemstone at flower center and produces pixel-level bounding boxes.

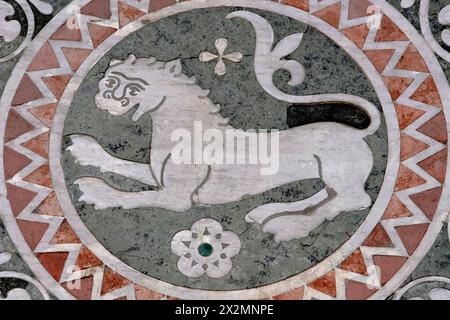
[198,243,213,257]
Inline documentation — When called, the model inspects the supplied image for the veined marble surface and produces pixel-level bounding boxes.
[0,0,449,300]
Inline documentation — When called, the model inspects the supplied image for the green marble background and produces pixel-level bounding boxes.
[61,7,387,290]
[0,0,448,299]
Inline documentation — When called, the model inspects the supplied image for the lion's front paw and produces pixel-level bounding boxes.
[75,177,120,210]
[262,215,323,242]
[66,135,111,171]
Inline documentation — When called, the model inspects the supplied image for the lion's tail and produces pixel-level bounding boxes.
[276,91,381,136]
[301,93,381,137]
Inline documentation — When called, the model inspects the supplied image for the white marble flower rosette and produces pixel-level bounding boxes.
[171,218,241,278]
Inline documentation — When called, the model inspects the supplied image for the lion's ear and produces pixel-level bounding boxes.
[109,59,122,67]
[125,54,138,64]
[165,59,183,75]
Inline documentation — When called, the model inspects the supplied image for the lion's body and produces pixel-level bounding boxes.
[68,55,377,242]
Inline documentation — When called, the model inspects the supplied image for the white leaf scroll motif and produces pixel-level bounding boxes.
[0,1,21,43]
[438,5,450,47]
[226,10,381,135]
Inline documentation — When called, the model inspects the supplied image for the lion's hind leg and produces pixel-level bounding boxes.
[245,187,332,225]
[262,188,372,242]
[261,148,373,242]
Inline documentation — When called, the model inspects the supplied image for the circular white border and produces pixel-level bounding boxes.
[0,0,447,300]
[371,0,450,299]
[0,0,93,299]
[50,0,398,299]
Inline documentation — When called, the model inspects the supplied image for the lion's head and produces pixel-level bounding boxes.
[95,54,190,121]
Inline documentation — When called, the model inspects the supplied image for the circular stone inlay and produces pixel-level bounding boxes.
[60,7,387,291]
[198,243,214,257]
[1,0,449,301]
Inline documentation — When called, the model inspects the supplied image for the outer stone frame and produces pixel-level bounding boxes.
[0,0,448,300]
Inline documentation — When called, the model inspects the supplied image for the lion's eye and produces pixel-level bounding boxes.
[106,79,116,88]
[128,85,143,96]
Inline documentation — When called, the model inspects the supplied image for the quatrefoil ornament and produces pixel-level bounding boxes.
[199,38,243,76]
